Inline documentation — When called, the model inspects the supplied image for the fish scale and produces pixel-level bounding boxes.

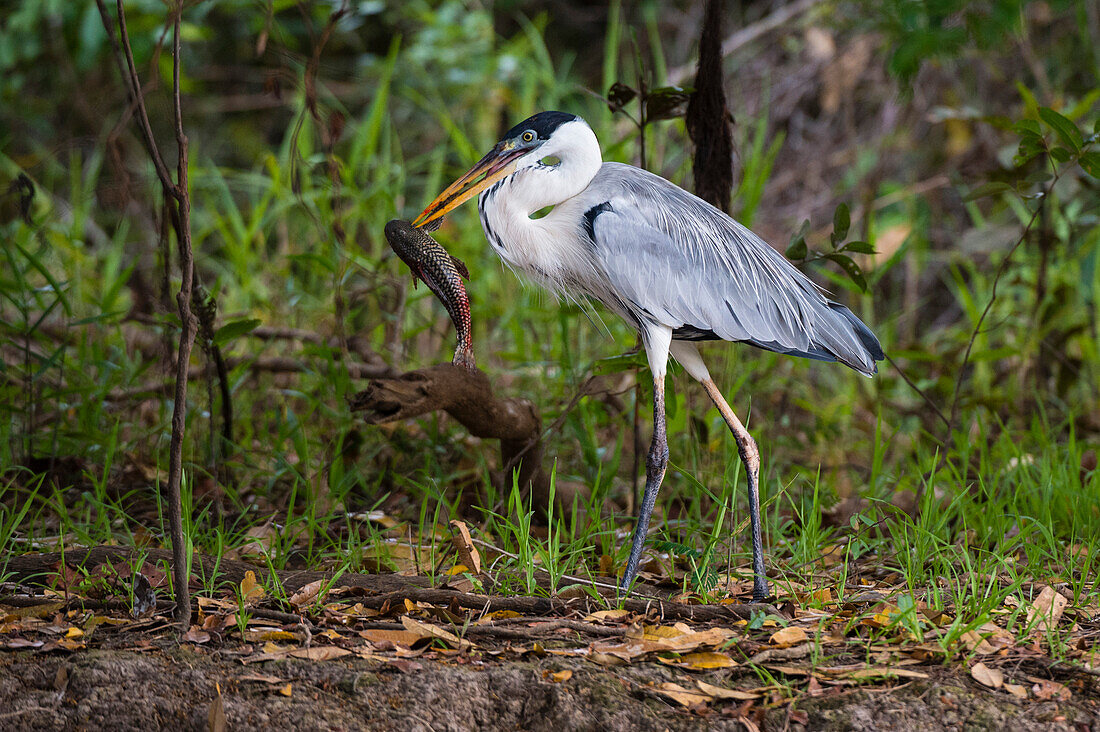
[383,219,475,370]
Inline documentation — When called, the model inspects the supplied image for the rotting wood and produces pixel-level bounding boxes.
[349,363,554,508]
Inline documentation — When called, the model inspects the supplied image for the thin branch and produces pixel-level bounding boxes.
[885,354,949,431]
[946,184,1054,438]
[163,3,197,629]
[94,0,175,191]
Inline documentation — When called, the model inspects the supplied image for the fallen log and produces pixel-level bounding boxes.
[349,363,552,507]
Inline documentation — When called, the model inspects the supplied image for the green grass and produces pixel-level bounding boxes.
[0,1,1098,673]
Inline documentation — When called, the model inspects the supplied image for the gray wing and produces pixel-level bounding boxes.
[586,163,884,376]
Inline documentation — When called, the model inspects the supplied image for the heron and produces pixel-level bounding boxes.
[413,111,883,601]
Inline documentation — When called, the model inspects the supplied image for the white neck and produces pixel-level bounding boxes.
[478,119,603,292]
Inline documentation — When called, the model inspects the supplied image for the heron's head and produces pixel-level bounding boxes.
[414,111,595,228]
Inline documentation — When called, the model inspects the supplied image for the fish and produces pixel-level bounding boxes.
[383,218,475,370]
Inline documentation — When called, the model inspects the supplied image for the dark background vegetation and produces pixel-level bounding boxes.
[1,0,1098,606]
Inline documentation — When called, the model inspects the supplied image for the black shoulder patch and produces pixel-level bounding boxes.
[582,201,612,243]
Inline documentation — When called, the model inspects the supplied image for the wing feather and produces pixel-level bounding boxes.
[586,163,883,375]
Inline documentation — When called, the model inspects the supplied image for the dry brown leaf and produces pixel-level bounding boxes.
[184,628,211,644]
[359,628,423,648]
[549,669,572,683]
[589,652,628,667]
[1027,586,1068,636]
[289,646,351,661]
[1004,683,1029,699]
[959,630,996,654]
[970,661,1004,689]
[695,680,760,700]
[207,682,227,732]
[400,615,473,650]
[769,626,809,647]
[763,664,812,677]
[654,682,711,707]
[245,629,301,643]
[240,571,264,605]
[584,609,631,623]
[842,667,930,681]
[679,652,738,669]
[1029,677,1071,701]
[278,683,293,697]
[288,579,326,611]
[449,520,482,575]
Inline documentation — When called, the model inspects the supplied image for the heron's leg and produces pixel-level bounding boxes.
[669,341,770,602]
[700,378,770,602]
[620,326,672,592]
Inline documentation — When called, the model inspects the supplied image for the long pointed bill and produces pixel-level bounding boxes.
[413,142,528,229]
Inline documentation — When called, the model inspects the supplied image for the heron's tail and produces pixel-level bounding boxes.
[821,302,884,377]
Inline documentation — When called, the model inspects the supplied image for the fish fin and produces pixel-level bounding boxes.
[451,256,470,280]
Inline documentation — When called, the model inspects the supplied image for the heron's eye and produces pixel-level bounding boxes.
[521,130,535,142]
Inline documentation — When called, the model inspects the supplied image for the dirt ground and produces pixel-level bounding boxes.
[2,640,1097,732]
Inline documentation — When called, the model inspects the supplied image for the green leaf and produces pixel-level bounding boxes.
[841,241,877,255]
[962,181,1012,201]
[1012,119,1041,137]
[831,203,850,246]
[1079,151,1100,178]
[824,253,866,291]
[1049,147,1072,163]
[213,318,262,346]
[785,219,810,260]
[1038,107,1082,152]
[593,349,648,375]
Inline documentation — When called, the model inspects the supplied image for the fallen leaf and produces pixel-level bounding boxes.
[769,626,808,647]
[549,669,572,683]
[278,683,293,697]
[359,628,425,648]
[289,579,327,611]
[674,652,738,669]
[130,572,157,618]
[290,646,351,661]
[240,571,264,605]
[449,520,482,575]
[584,609,631,623]
[208,682,227,732]
[695,680,760,700]
[64,627,83,639]
[245,629,302,643]
[400,615,473,650]
[184,628,212,644]
[841,667,930,681]
[654,681,711,707]
[1029,677,1071,701]
[1004,683,1029,699]
[970,662,1003,689]
[589,652,628,667]
[1027,586,1068,636]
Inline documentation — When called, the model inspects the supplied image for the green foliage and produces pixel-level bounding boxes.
[0,1,1098,636]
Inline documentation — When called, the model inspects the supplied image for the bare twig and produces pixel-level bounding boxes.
[163,4,198,630]
[946,184,1054,440]
[96,0,197,629]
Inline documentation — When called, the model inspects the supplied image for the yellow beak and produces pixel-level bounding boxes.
[413,141,528,228]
